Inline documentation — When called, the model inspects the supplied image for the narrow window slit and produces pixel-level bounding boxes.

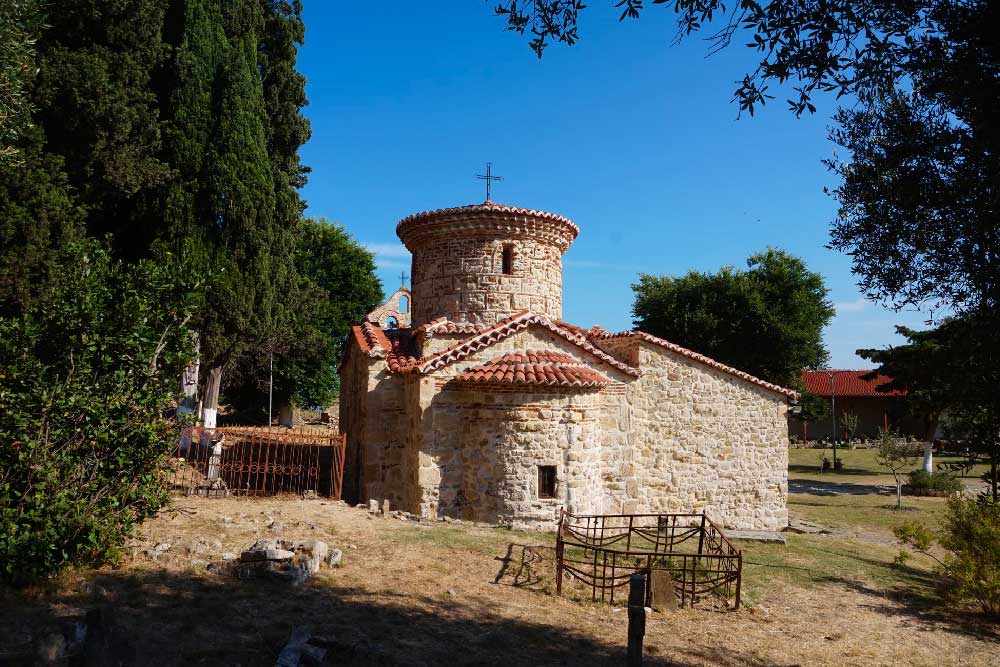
[502,245,514,275]
[538,465,557,499]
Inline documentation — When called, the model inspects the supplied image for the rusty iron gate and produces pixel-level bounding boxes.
[555,510,742,610]
[168,426,346,499]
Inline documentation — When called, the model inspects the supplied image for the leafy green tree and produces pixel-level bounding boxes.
[0,0,43,167]
[840,411,859,444]
[0,241,200,582]
[827,3,999,318]
[157,0,310,426]
[281,218,382,408]
[944,407,1000,503]
[632,248,833,388]
[0,126,85,315]
[793,390,828,425]
[875,430,922,510]
[226,218,382,418]
[860,316,1000,500]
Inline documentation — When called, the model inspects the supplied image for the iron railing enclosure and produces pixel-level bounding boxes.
[168,426,346,499]
[555,510,742,609]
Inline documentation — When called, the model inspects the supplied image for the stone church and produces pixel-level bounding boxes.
[340,201,796,530]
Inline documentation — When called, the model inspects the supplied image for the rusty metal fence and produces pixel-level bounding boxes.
[167,426,346,499]
[555,510,742,609]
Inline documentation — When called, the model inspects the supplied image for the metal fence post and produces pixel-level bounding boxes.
[627,573,646,667]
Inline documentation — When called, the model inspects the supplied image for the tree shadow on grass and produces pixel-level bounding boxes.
[818,575,1000,643]
[788,541,999,642]
[789,479,893,496]
[1,564,805,667]
[492,543,552,592]
[788,464,884,477]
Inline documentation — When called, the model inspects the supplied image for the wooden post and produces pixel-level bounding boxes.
[627,573,646,667]
[555,511,565,595]
[735,551,743,610]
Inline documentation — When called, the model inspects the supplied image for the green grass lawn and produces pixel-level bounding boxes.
[789,446,989,484]
[786,445,972,535]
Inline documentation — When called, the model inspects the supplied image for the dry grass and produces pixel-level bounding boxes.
[2,491,998,666]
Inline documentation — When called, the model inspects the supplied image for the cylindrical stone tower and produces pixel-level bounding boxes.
[396,201,579,328]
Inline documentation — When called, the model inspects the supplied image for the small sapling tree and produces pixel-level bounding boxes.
[841,411,860,447]
[876,429,922,509]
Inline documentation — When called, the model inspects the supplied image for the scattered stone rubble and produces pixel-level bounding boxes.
[202,537,342,584]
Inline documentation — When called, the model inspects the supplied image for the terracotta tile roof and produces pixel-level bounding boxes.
[412,317,485,337]
[350,314,796,399]
[396,201,579,252]
[456,351,611,388]
[384,328,419,372]
[398,311,641,377]
[802,370,907,397]
[358,322,389,358]
[554,319,590,337]
[397,201,578,233]
[588,328,799,399]
[349,324,385,358]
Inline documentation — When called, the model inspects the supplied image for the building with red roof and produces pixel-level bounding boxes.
[341,200,797,531]
[795,370,924,441]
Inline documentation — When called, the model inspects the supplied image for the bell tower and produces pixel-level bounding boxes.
[396,202,578,328]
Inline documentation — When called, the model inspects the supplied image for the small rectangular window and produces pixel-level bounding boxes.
[538,465,557,499]
[502,245,514,275]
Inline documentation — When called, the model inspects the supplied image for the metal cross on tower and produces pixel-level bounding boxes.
[476,162,503,201]
[399,271,409,287]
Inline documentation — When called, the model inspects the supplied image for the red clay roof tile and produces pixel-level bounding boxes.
[456,351,611,388]
[399,311,640,377]
[802,370,906,397]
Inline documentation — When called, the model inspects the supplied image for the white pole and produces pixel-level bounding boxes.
[268,352,273,427]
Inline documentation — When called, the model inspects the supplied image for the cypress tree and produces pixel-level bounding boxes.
[29,0,171,259]
[160,0,302,425]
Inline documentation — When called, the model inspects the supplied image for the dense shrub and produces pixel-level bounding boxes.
[907,469,963,494]
[895,496,1000,618]
[0,243,197,583]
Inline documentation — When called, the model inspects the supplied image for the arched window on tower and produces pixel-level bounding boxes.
[502,244,514,275]
[386,316,399,329]
[399,294,409,313]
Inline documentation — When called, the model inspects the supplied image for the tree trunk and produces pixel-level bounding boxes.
[992,457,998,502]
[179,335,200,416]
[202,365,223,428]
[278,402,293,427]
[896,480,903,510]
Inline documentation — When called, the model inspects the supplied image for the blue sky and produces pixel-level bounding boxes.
[296,2,932,369]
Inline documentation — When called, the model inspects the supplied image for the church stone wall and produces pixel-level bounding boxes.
[339,351,410,508]
[344,327,789,531]
[366,287,412,328]
[409,237,564,327]
[416,387,605,527]
[600,342,789,531]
